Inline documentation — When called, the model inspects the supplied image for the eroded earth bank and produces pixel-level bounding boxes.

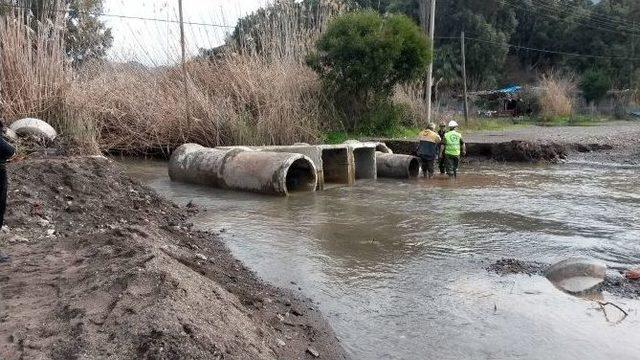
[0,156,348,360]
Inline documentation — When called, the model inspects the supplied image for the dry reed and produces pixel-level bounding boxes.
[0,13,68,124]
[1,1,346,154]
[537,72,577,121]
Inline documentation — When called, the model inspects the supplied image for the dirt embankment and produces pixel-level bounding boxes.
[374,121,640,163]
[0,156,348,360]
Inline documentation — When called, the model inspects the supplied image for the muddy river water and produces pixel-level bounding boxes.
[123,160,640,360]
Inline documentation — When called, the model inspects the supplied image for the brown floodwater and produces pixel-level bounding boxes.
[122,159,640,360]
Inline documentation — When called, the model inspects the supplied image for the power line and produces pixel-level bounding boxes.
[497,0,640,36]
[525,0,640,31]
[0,3,235,29]
[436,36,640,61]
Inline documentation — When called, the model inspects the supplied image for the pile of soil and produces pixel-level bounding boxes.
[0,156,348,359]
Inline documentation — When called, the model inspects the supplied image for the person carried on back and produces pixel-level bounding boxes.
[440,120,466,178]
[416,123,441,178]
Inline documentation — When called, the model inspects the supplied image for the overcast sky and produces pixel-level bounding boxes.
[102,0,267,66]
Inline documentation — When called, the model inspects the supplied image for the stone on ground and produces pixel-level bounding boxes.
[626,268,640,280]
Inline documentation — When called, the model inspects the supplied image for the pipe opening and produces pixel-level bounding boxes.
[285,158,317,193]
[408,158,420,178]
[353,148,376,179]
[322,148,352,184]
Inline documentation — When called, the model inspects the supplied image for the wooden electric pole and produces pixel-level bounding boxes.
[178,0,191,136]
[426,0,436,124]
[461,31,469,125]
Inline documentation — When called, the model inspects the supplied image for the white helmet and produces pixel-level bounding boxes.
[448,120,459,128]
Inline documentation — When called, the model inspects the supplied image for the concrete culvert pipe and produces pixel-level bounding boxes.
[10,118,57,142]
[376,152,420,179]
[169,144,317,196]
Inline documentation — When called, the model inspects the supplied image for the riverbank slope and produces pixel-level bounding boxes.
[0,156,347,359]
[374,121,640,163]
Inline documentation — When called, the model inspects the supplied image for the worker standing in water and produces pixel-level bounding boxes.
[440,120,466,178]
[437,122,447,175]
[416,123,441,178]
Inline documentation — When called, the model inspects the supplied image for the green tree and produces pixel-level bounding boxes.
[580,68,611,104]
[0,0,112,65]
[308,10,431,131]
[65,0,112,65]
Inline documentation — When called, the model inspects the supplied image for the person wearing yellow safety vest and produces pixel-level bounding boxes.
[416,123,441,178]
[439,120,466,178]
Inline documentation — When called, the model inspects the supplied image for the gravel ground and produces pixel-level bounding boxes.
[466,121,640,148]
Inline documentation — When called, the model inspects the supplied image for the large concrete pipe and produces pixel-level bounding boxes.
[10,118,57,141]
[169,144,317,196]
[220,145,325,190]
[376,152,420,179]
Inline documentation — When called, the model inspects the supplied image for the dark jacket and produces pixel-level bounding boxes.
[0,136,15,165]
[417,141,439,161]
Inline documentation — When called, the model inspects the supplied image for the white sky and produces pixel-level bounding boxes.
[103,0,268,66]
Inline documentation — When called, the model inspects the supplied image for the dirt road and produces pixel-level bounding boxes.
[466,121,640,145]
[0,156,348,360]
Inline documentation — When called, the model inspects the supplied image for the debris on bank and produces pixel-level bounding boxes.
[488,258,640,299]
[486,258,547,276]
[0,156,348,360]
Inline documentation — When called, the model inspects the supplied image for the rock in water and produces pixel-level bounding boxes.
[545,257,606,293]
[626,268,640,281]
[9,118,57,142]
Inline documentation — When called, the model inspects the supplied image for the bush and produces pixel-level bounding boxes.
[537,73,576,122]
[357,100,411,136]
[308,10,431,132]
[580,69,611,105]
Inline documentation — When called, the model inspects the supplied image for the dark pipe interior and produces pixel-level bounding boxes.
[408,158,420,178]
[285,158,317,193]
[322,148,351,184]
[353,148,376,179]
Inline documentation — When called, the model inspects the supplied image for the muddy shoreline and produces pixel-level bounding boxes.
[0,156,348,359]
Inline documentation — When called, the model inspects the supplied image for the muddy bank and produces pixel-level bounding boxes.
[372,121,640,163]
[377,139,615,163]
[488,259,640,299]
[0,156,348,360]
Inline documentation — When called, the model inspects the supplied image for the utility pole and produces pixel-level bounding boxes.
[178,0,191,137]
[461,31,469,125]
[426,0,436,124]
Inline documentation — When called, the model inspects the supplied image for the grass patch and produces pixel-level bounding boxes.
[323,125,420,144]
[535,115,608,127]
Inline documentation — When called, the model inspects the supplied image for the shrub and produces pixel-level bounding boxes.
[308,10,431,132]
[580,69,611,105]
[357,100,411,136]
[537,73,576,122]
